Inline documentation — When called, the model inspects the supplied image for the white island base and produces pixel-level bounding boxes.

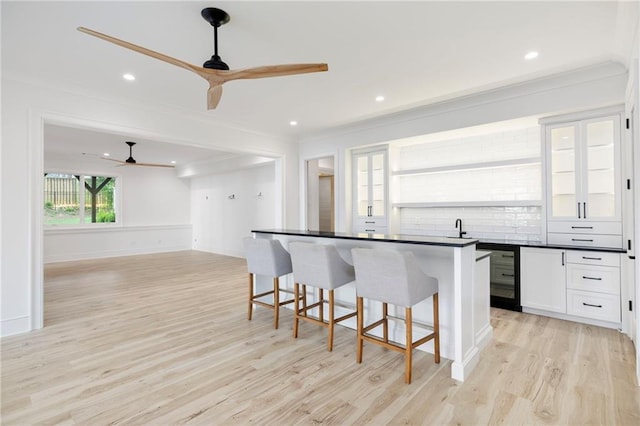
[251,229,492,382]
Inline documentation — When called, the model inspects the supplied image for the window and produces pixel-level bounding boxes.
[44,173,117,226]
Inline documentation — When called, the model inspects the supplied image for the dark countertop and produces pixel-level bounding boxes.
[477,239,626,253]
[252,229,626,254]
[251,229,479,247]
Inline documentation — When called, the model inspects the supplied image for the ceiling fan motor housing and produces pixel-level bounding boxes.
[203,55,229,70]
[125,141,137,163]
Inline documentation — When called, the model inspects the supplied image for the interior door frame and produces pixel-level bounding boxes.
[301,153,336,232]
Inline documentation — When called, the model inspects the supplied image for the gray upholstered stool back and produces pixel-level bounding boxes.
[289,242,355,290]
[243,237,292,278]
[351,249,438,307]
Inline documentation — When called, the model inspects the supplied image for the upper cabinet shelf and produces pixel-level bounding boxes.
[392,156,541,176]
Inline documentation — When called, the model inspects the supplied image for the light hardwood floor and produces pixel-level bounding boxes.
[2,250,639,425]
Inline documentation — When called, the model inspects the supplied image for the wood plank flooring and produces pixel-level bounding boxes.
[2,250,639,424]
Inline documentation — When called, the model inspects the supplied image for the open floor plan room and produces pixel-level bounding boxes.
[2,251,638,425]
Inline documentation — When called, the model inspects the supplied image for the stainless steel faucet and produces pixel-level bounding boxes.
[455,218,466,238]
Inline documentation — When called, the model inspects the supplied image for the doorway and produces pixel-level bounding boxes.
[306,156,335,232]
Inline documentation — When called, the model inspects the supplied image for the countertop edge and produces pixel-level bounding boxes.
[252,229,479,247]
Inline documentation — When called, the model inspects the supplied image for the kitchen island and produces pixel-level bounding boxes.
[251,229,492,382]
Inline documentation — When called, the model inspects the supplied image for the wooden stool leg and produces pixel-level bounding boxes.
[356,297,364,363]
[382,302,389,343]
[248,273,254,320]
[328,290,335,352]
[302,284,308,317]
[318,288,324,322]
[293,283,300,338]
[433,292,440,364]
[273,277,280,329]
[405,307,413,384]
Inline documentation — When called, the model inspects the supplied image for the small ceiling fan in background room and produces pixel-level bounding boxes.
[103,142,175,168]
[78,7,329,109]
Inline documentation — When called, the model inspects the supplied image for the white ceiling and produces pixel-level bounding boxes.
[3,1,638,158]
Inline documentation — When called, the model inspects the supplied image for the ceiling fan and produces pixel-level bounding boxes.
[78,7,328,109]
[102,142,174,168]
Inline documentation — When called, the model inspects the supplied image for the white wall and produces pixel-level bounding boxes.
[191,163,276,258]
[1,77,298,337]
[43,154,192,262]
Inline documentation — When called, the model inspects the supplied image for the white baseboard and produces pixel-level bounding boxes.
[45,244,192,263]
[522,307,622,330]
[1,316,32,337]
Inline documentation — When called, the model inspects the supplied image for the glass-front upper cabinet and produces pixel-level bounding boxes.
[545,113,621,222]
[352,147,388,233]
[584,118,617,219]
[549,123,578,218]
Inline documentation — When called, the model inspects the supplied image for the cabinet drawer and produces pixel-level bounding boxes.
[489,250,515,266]
[566,251,620,267]
[547,233,622,249]
[566,289,620,322]
[356,217,387,227]
[356,226,388,235]
[490,264,515,285]
[566,264,620,294]
[547,221,622,235]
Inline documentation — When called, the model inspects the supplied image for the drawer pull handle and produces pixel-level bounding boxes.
[501,273,515,277]
[364,221,375,224]
[365,229,375,232]
[571,226,594,229]
[582,256,602,261]
[572,238,594,242]
[582,276,602,281]
[501,254,514,258]
[582,302,603,308]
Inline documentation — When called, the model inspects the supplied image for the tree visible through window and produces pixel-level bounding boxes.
[44,173,117,225]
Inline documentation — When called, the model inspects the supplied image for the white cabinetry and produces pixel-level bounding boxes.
[521,247,621,326]
[521,247,567,313]
[565,251,621,323]
[353,147,388,233]
[543,109,622,249]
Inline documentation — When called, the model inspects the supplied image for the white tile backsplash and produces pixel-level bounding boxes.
[399,206,543,242]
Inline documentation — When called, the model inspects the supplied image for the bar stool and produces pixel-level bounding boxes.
[243,237,296,329]
[351,248,440,384]
[289,242,358,351]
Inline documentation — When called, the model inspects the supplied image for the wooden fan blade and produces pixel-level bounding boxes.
[101,157,173,168]
[131,162,175,168]
[207,85,223,110]
[101,157,127,164]
[77,27,203,75]
[222,64,328,82]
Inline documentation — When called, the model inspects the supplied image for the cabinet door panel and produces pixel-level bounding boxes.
[583,116,620,221]
[370,152,386,217]
[356,156,370,217]
[521,247,566,313]
[548,124,578,219]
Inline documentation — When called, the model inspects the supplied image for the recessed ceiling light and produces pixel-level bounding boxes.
[289,121,298,126]
[103,153,110,157]
[123,73,136,81]
[524,51,539,60]
[170,160,177,164]
[375,95,385,102]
